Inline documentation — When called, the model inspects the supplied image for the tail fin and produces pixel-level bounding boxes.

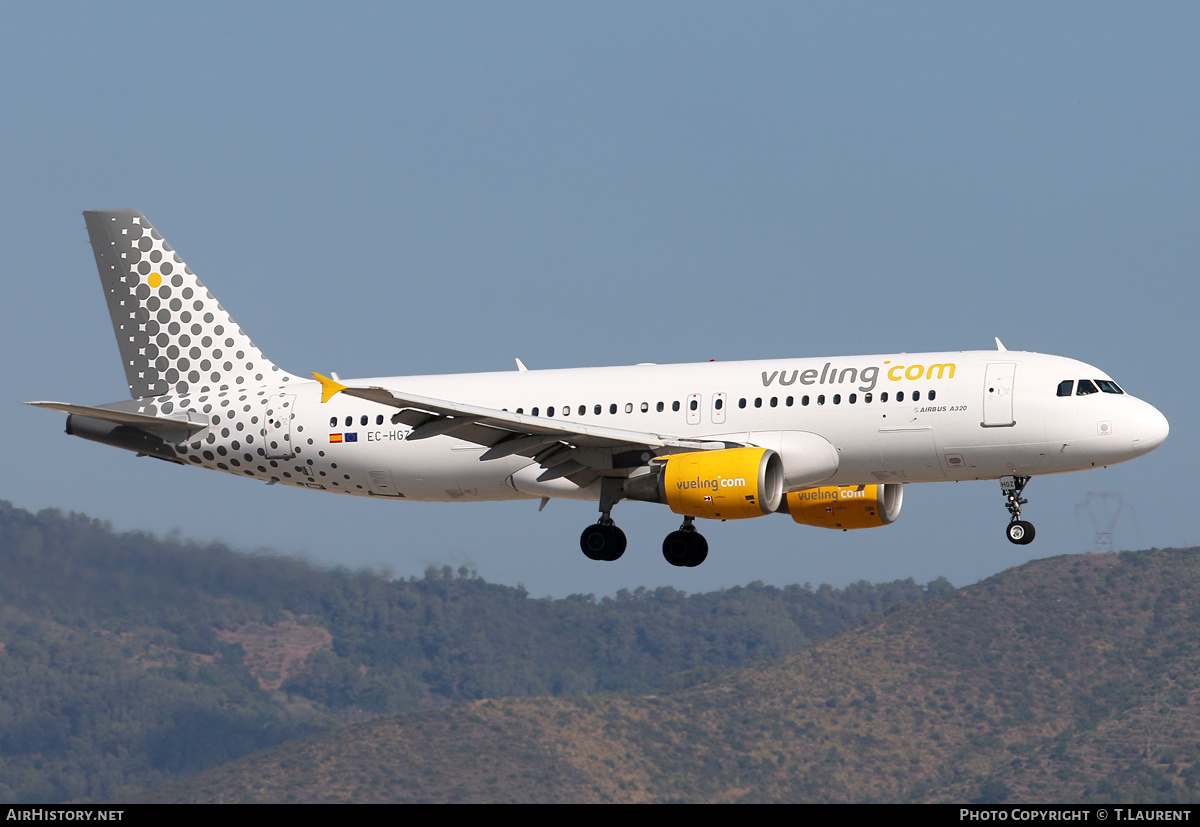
[84,210,297,399]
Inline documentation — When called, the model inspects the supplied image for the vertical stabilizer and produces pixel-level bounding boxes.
[83,210,297,399]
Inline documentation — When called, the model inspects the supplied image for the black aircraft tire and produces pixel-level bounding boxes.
[1006,520,1036,545]
[663,530,709,567]
[603,525,628,561]
[662,531,692,567]
[582,524,627,561]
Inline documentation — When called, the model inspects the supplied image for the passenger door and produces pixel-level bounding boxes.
[982,363,1016,427]
[265,394,296,459]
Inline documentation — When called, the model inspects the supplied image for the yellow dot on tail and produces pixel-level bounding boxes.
[148,273,162,288]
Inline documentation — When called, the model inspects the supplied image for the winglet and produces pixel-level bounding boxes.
[995,337,1007,352]
[312,372,348,403]
[515,358,528,372]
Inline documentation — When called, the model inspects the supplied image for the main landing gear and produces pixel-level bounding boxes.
[577,478,711,566]
[1001,475,1036,545]
[579,517,710,566]
[580,478,627,562]
[662,516,708,568]
[580,520,627,561]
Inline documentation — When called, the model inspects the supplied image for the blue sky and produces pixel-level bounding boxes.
[3,3,1196,597]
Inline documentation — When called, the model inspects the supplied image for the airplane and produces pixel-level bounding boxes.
[28,210,1170,567]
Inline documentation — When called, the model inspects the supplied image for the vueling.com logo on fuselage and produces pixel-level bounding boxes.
[761,361,956,393]
[676,476,747,491]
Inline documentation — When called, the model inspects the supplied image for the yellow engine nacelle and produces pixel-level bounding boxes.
[626,447,784,520]
[781,484,903,530]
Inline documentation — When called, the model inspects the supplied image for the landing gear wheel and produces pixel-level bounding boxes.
[1006,520,1036,545]
[662,529,709,567]
[999,475,1036,546]
[580,523,627,561]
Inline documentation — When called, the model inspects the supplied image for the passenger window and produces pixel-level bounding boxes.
[770,397,778,407]
[897,391,905,402]
[1077,380,1099,396]
[626,403,634,413]
[912,391,920,402]
[594,404,601,415]
[714,398,723,410]
[738,398,747,409]
[532,407,540,416]
[376,415,384,425]
[656,401,664,412]
[928,390,936,401]
[688,400,697,411]
[579,405,586,416]
[610,404,617,414]
[881,392,889,403]
[345,416,352,427]
[849,393,857,404]
[672,401,681,412]
[864,393,872,403]
[547,407,555,417]
[640,402,649,413]
[329,417,337,428]
[754,398,762,408]
[1057,380,1074,397]
[833,394,841,405]
[516,408,524,414]
[817,395,825,405]
[786,396,793,406]
[802,396,810,406]
[361,415,368,426]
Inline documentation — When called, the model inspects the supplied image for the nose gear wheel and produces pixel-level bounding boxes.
[1000,475,1036,545]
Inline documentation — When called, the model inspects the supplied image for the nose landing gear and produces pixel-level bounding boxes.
[1001,475,1036,545]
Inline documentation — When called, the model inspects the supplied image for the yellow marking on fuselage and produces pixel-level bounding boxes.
[312,372,348,403]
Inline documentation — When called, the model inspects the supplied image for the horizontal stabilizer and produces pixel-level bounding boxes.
[25,401,208,435]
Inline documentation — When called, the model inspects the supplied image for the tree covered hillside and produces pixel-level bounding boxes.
[0,501,951,802]
[147,547,1200,804]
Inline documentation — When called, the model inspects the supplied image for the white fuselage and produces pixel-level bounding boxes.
[49,209,1170,564]
[163,349,1167,504]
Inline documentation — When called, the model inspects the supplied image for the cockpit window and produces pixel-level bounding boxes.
[1057,380,1074,397]
[1096,379,1124,394]
[1076,379,1099,396]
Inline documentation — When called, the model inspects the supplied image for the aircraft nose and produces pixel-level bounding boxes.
[1131,401,1169,456]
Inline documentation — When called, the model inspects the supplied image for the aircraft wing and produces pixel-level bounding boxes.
[312,373,737,482]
